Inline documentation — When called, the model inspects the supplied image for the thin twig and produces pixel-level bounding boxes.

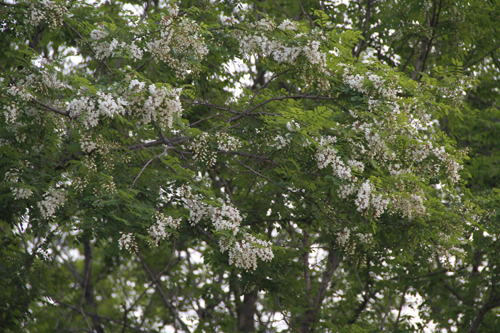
[297,0,314,28]
[130,147,168,188]
[276,296,301,333]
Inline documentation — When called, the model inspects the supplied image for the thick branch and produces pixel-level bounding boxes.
[82,240,105,333]
[300,248,342,333]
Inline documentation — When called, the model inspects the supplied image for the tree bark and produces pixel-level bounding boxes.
[83,240,105,333]
[299,249,342,333]
[237,290,257,332]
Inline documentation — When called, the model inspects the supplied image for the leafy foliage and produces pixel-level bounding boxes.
[1,1,499,333]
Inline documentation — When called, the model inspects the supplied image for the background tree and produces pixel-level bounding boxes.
[0,1,498,333]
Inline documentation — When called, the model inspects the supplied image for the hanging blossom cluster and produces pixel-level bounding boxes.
[29,0,68,29]
[216,132,242,152]
[433,146,463,184]
[65,80,182,129]
[315,136,355,181]
[89,24,143,61]
[221,234,274,271]
[342,65,398,100]
[67,90,127,129]
[38,187,66,219]
[5,169,33,200]
[1,61,64,123]
[142,83,183,127]
[149,212,182,246]
[119,232,138,253]
[335,227,375,263]
[190,133,217,167]
[147,4,208,77]
[271,134,291,150]
[2,83,33,124]
[277,19,298,31]
[354,180,390,218]
[174,186,273,270]
[390,193,426,220]
[238,19,326,69]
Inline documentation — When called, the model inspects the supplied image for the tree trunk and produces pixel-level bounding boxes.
[299,249,342,333]
[237,290,257,332]
[83,240,105,333]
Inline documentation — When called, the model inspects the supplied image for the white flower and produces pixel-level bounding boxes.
[118,232,137,253]
[38,187,66,219]
[221,15,237,26]
[128,42,143,60]
[129,79,145,92]
[271,134,290,150]
[12,187,33,200]
[90,26,108,41]
[222,234,274,271]
[355,180,372,212]
[216,132,242,152]
[278,19,297,31]
[149,213,182,246]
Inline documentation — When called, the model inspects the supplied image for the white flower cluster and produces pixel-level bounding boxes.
[303,41,326,67]
[4,104,19,124]
[12,187,33,200]
[96,91,127,118]
[149,212,182,246]
[342,66,398,100]
[182,193,241,234]
[90,24,143,60]
[38,187,66,219]
[5,169,34,200]
[338,183,357,199]
[220,15,237,26]
[7,85,33,101]
[315,142,353,180]
[252,18,276,31]
[67,91,127,129]
[67,82,182,129]
[352,122,390,159]
[177,186,273,270]
[143,84,183,127]
[391,193,426,220]
[366,73,397,100]
[93,38,119,59]
[357,233,373,244]
[336,227,350,248]
[216,132,242,152]
[354,180,389,217]
[118,232,138,253]
[29,0,68,29]
[239,25,326,68]
[286,120,300,132]
[277,19,298,31]
[147,5,208,77]
[222,234,274,271]
[80,135,98,153]
[90,25,108,41]
[24,67,64,93]
[433,147,463,183]
[67,95,96,128]
[190,133,216,167]
[5,169,19,183]
[271,134,291,150]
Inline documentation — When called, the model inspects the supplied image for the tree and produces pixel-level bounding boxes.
[0,0,498,332]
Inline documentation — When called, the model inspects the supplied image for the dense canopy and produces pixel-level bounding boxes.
[1,0,500,332]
